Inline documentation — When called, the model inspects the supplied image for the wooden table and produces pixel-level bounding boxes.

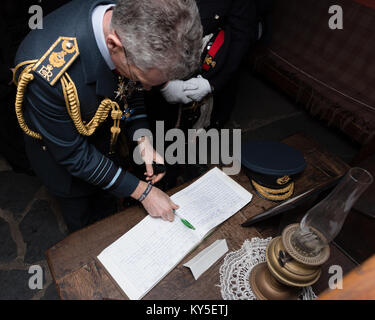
[46,133,356,300]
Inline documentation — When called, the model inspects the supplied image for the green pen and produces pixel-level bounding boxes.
[173,210,195,230]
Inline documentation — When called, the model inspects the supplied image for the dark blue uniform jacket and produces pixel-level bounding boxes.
[15,0,146,198]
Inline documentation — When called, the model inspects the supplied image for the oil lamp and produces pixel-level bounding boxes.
[250,167,373,300]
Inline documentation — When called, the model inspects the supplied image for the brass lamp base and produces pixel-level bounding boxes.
[266,237,322,287]
[249,263,300,300]
[249,224,330,300]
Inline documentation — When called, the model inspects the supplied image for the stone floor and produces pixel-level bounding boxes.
[0,70,360,300]
[0,172,67,300]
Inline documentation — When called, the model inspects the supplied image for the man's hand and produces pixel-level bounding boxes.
[160,80,195,104]
[183,76,212,102]
[131,181,179,221]
[137,136,165,184]
[160,76,212,104]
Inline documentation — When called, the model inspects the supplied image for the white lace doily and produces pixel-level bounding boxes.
[219,237,317,300]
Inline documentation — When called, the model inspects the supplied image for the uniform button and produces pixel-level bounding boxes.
[42,145,47,151]
[214,14,220,20]
[66,42,73,49]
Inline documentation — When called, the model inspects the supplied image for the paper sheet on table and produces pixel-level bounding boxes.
[183,239,229,280]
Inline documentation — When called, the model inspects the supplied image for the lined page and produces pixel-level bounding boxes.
[97,215,200,300]
[98,167,253,300]
[171,167,253,238]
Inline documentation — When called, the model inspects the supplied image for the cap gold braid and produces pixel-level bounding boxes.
[251,179,294,201]
[13,61,122,153]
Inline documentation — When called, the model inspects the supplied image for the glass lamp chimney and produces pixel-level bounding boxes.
[292,167,373,255]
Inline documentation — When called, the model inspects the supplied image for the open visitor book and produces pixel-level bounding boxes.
[97,167,253,300]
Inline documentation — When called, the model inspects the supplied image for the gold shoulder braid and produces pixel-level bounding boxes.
[13,37,122,154]
[14,60,40,139]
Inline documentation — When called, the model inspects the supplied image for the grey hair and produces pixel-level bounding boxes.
[111,0,203,80]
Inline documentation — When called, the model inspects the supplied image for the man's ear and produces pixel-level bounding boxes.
[106,33,123,55]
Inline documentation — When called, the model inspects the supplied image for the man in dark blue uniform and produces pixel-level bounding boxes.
[13,0,203,232]
[151,0,257,130]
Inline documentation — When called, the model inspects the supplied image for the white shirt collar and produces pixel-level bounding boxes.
[92,4,116,71]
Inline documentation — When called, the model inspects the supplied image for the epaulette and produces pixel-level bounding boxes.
[32,36,79,86]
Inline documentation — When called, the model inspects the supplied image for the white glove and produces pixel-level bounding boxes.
[160,80,196,104]
[183,76,212,102]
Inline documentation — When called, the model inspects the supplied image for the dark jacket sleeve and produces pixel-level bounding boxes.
[24,75,140,198]
[208,0,257,92]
